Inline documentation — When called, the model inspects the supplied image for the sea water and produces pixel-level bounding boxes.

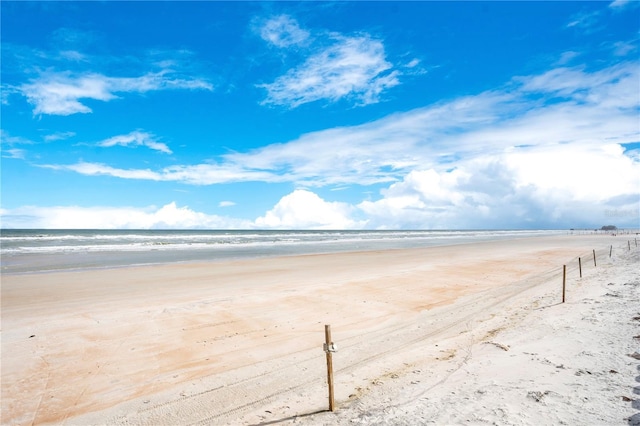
[0,229,564,274]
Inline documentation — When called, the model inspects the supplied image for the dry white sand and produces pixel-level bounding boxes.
[1,235,638,425]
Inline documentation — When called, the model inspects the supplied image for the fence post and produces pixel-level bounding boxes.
[324,325,336,412]
[609,245,612,258]
[562,265,566,303]
[578,257,582,278]
[629,241,631,251]
[593,249,597,267]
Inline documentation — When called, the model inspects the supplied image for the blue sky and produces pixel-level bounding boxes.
[1,1,639,230]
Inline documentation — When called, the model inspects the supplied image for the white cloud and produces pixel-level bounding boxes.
[0,195,361,230]
[611,40,637,56]
[259,15,310,48]
[1,130,34,146]
[219,201,236,207]
[20,71,213,115]
[261,36,399,107]
[42,162,163,181]
[566,10,602,30]
[33,60,639,229]
[609,0,631,8]
[21,73,116,115]
[556,51,581,65]
[517,63,638,107]
[1,130,33,159]
[258,16,400,108]
[406,58,421,68]
[58,50,88,62]
[44,131,76,142]
[359,142,639,229]
[162,163,279,185]
[0,203,251,229]
[2,148,27,159]
[42,161,280,185]
[254,189,363,229]
[506,143,638,200]
[44,62,639,190]
[97,131,172,154]
[1,85,18,105]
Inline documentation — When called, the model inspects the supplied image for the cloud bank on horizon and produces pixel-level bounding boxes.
[1,2,639,230]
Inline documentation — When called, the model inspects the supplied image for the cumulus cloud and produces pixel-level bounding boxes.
[20,70,213,115]
[0,195,361,230]
[0,203,251,229]
[359,143,640,229]
[97,131,172,154]
[254,189,363,229]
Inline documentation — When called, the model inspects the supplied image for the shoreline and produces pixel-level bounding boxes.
[2,234,637,425]
[1,229,576,275]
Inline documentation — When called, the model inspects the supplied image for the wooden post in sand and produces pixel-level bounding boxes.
[562,265,566,303]
[578,257,582,278]
[629,240,631,251]
[609,245,612,258]
[593,249,597,267]
[324,325,336,412]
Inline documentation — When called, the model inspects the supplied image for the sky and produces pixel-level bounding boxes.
[1,1,639,230]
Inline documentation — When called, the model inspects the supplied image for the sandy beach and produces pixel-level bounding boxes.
[2,234,638,425]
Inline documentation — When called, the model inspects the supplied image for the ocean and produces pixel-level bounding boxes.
[0,229,564,274]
